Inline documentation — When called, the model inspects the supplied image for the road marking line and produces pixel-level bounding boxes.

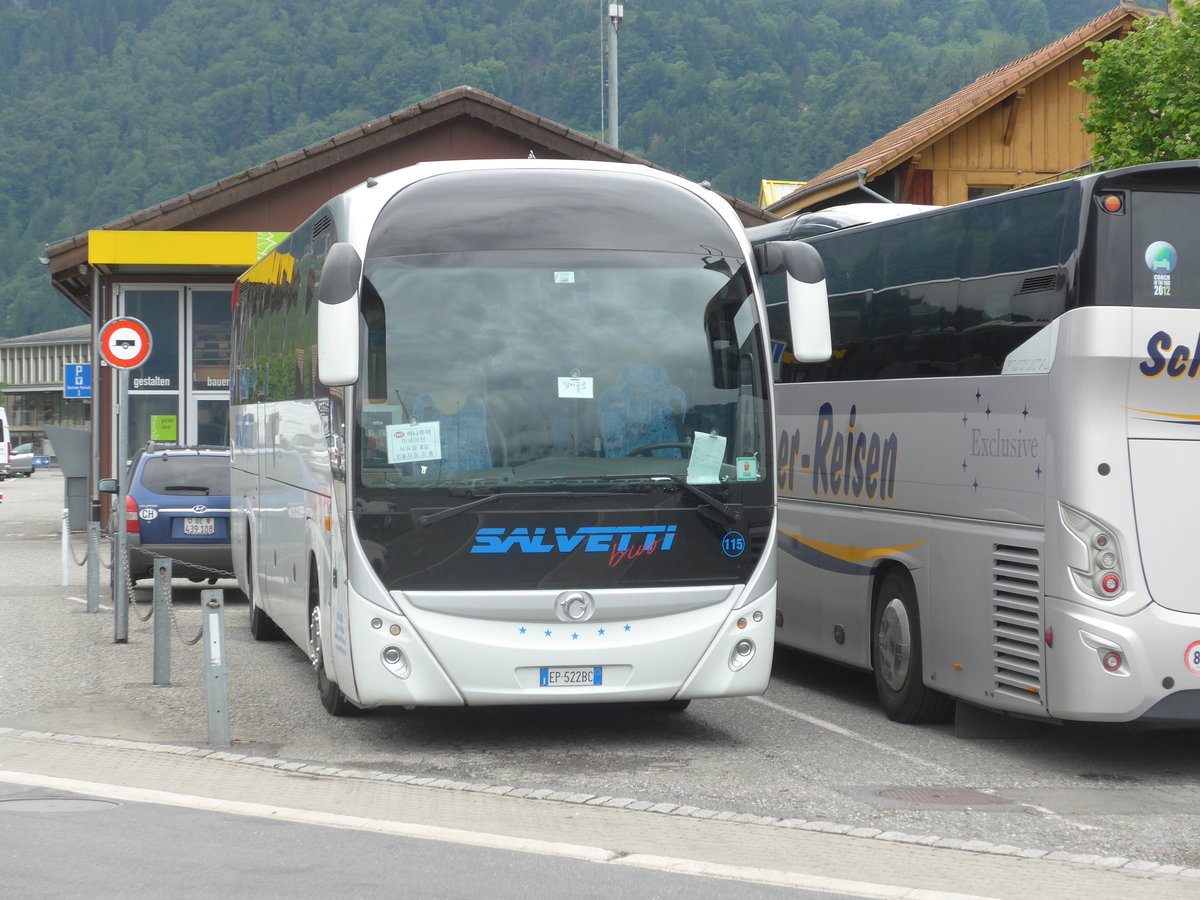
[0,769,1002,900]
[751,695,954,774]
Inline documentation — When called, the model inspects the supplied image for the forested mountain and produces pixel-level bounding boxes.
[0,0,1130,336]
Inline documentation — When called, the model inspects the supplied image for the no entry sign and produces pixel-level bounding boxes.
[99,317,152,370]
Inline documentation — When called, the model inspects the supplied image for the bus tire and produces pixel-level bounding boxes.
[246,536,282,641]
[871,568,953,725]
[310,589,354,717]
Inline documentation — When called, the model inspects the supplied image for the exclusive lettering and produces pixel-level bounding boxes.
[969,428,1039,459]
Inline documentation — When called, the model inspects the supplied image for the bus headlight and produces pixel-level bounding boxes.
[381,645,410,678]
[729,638,756,671]
[1061,504,1126,600]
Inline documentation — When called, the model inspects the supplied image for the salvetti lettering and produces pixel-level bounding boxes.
[471,525,676,555]
[811,402,898,503]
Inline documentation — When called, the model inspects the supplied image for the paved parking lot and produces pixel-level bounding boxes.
[2,471,1199,897]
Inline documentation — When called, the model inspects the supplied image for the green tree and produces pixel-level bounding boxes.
[1076,2,1200,167]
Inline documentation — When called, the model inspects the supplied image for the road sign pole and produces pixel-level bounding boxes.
[115,367,129,643]
[98,316,151,644]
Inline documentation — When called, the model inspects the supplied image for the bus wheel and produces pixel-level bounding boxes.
[309,602,353,717]
[872,569,953,724]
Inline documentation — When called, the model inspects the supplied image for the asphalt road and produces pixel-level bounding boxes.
[2,469,1199,898]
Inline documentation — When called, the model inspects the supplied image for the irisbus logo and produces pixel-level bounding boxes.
[472,526,677,567]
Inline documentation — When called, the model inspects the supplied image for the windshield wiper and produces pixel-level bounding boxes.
[645,473,742,523]
[411,477,741,528]
[411,491,575,528]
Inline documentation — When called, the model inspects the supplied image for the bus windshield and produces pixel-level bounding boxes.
[357,249,767,493]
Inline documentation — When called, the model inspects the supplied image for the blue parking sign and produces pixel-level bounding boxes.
[64,363,92,398]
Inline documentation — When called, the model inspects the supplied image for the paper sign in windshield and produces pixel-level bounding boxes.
[387,421,441,464]
[687,431,727,484]
[558,375,594,399]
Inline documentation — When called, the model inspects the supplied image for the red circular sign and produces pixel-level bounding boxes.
[99,317,152,370]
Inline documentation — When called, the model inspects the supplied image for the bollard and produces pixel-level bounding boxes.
[60,509,69,587]
[152,558,172,686]
[202,589,230,747]
[86,521,100,613]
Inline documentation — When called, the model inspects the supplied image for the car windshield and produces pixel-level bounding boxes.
[139,454,230,495]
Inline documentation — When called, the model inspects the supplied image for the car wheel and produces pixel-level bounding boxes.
[872,568,953,724]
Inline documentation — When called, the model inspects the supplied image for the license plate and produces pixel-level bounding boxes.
[184,517,215,536]
[539,666,602,687]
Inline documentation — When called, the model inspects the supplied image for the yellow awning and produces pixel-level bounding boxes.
[88,231,288,266]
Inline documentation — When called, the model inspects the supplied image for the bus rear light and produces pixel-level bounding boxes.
[1081,631,1128,676]
[125,495,140,534]
[1061,504,1125,600]
[1099,193,1124,214]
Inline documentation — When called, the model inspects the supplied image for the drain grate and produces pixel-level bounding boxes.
[878,787,1006,806]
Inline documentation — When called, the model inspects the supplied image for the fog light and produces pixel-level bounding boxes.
[381,645,410,678]
[371,618,383,629]
[729,638,756,671]
[1101,650,1123,673]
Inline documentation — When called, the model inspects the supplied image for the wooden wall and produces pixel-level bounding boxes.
[916,53,1097,206]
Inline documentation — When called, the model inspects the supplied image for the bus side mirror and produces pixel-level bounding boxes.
[318,242,363,386]
[98,477,117,494]
[757,240,831,363]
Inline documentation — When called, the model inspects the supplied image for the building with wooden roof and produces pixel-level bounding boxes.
[767,3,1159,216]
[41,85,772,494]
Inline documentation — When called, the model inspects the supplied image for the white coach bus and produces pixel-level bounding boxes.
[754,160,1200,727]
[231,158,829,715]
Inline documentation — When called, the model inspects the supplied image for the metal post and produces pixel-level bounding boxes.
[114,368,129,642]
[607,3,623,148]
[86,512,100,613]
[202,589,230,747]
[60,509,70,587]
[152,557,171,686]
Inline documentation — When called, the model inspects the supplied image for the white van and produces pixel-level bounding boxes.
[0,406,10,479]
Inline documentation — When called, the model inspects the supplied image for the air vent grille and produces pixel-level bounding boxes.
[1017,274,1057,294]
[992,543,1044,707]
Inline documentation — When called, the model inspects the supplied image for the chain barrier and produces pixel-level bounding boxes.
[69,523,235,647]
[66,527,107,568]
[119,543,233,645]
[155,561,204,646]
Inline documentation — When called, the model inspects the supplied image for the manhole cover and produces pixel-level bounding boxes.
[0,797,120,813]
[878,787,1006,806]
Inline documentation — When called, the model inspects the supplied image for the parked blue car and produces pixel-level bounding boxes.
[102,446,234,584]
